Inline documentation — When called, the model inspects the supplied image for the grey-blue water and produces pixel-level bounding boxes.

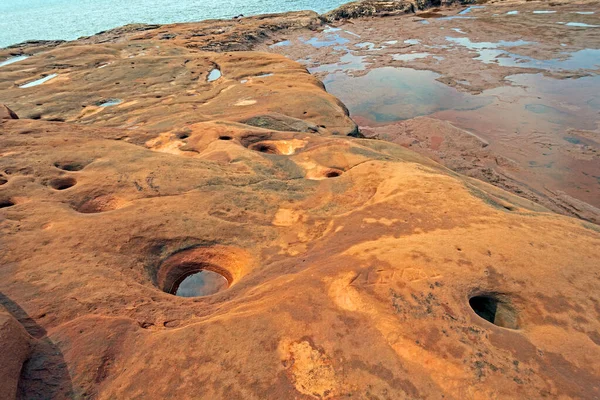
[0,0,350,48]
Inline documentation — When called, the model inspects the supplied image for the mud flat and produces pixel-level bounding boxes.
[1,1,600,399]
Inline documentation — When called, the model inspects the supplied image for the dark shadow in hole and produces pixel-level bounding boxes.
[325,170,341,178]
[54,161,88,172]
[0,292,74,399]
[219,136,233,141]
[49,177,76,191]
[0,199,15,208]
[0,177,7,185]
[469,293,519,329]
[177,133,190,140]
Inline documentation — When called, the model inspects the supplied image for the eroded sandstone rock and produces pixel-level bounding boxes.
[0,309,31,400]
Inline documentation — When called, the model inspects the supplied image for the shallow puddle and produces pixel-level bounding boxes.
[322,67,492,122]
[20,73,58,88]
[174,269,229,297]
[301,34,349,48]
[269,40,291,48]
[392,52,434,61]
[207,68,221,82]
[98,99,122,107]
[310,53,367,73]
[0,55,29,68]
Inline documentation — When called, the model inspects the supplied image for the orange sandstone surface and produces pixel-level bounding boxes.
[1,7,600,400]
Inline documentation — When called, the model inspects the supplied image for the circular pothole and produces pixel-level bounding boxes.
[469,293,519,329]
[54,161,89,172]
[49,177,76,190]
[248,142,280,154]
[75,195,129,214]
[154,246,251,298]
[0,199,15,209]
[324,169,342,178]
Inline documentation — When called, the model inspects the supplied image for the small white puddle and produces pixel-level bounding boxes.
[98,99,122,107]
[20,74,58,88]
[573,11,594,15]
[404,39,420,45]
[506,11,519,15]
[393,52,433,61]
[0,55,29,68]
[207,68,222,82]
[565,22,600,27]
[533,10,556,14]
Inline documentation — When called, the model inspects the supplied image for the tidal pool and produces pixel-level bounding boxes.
[0,55,29,68]
[322,67,492,122]
[20,74,58,88]
[207,68,222,82]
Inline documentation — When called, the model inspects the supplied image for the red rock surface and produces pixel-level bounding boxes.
[1,2,600,399]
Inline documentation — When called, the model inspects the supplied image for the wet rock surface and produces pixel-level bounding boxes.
[263,0,600,223]
[1,1,600,399]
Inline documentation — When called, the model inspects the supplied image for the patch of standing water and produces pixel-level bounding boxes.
[475,48,600,71]
[98,99,122,107]
[506,11,519,15]
[533,10,556,14]
[19,74,58,88]
[174,270,229,297]
[269,40,291,48]
[301,34,349,48]
[207,68,221,82]
[321,67,492,123]
[0,55,29,68]
[565,22,600,27]
[309,53,367,74]
[393,52,434,61]
[573,11,594,15]
[452,28,466,34]
[459,6,485,15]
[404,39,420,45]
[446,37,534,49]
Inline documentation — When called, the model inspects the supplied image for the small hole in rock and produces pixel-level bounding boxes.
[469,294,519,329]
[219,136,233,141]
[54,161,88,171]
[250,142,280,154]
[325,170,342,178]
[0,177,7,185]
[177,133,190,139]
[0,199,15,208]
[49,177,76,190]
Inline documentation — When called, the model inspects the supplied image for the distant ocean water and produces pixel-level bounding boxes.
[0,0,350,48]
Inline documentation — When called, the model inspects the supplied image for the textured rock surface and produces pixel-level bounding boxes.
[1,3,600,400]
[0,309,31,399]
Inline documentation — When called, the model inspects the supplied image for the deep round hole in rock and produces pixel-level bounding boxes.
[49,177,76,190]
[469,294,519,329]
[54,161,87,171]
[0,199,15,208]
[325,170,342,178]
[250,142,279,154]
[219,135,233,141]
[163,263,231,297]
